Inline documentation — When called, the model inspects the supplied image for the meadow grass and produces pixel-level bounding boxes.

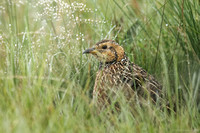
[0,0,199,132]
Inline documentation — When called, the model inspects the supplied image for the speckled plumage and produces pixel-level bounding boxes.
[83,40,162,110]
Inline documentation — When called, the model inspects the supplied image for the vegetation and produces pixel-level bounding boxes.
[0,0,199,132]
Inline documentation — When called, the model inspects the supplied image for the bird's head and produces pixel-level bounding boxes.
[83,40,125,63]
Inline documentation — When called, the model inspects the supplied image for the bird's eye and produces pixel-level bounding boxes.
[102,45,107,49]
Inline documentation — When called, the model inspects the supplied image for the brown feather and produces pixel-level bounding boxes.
[83,40,162,110]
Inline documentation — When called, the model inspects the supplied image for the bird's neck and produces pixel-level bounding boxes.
[99,55,129,70]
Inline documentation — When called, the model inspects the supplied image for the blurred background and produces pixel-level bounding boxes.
[0,0,199,132]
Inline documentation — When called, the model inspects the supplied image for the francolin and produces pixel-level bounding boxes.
[83,40,162,111]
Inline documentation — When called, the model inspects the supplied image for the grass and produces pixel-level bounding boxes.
[0,0,199,132]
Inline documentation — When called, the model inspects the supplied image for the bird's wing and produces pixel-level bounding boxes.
[119,63,162,101]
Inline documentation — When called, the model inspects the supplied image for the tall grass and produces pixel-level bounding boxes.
[0,0,199,132]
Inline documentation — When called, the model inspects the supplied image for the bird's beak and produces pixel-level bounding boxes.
[83,47,97,54]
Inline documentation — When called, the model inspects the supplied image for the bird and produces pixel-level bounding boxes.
[83,40,162,111]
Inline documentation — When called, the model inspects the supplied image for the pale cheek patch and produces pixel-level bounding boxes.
[106,52,115,62]
[93,51,108,62]
[97,51,115,62]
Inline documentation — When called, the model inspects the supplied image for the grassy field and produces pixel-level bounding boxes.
[0,0,199,132]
